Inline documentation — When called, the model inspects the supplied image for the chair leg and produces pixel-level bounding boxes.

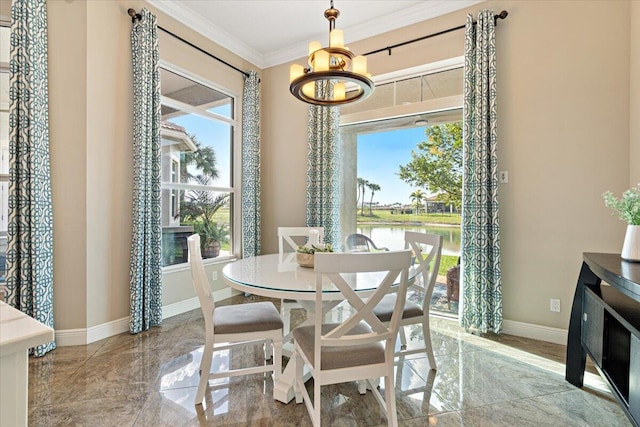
[294,350,303,404]
[195,340,214,405]
[398,326,408,350]
[422,316,436,370]
[265,338,273,360]
[384,370,399,427]
[313,378,321,427]
[272,338,282,381]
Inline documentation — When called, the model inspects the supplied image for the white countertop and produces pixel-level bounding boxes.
[0,301,54,357]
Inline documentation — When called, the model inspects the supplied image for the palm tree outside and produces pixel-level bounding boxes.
[177,131,229,258]
[358,177,369,216]
[410,189,425,215]
[368,182,381,216]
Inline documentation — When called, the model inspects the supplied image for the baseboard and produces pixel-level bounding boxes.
[55,316,129,347]
[502,319,568,345]
[55,287,239,346]
[162,296,201,319]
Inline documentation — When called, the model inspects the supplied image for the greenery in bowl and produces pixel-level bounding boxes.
[296,243,334,254]
[603,184,640,225]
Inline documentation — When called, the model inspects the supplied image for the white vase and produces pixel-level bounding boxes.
[621,225,640,262]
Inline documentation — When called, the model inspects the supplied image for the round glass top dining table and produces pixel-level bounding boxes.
[222,253,413,301]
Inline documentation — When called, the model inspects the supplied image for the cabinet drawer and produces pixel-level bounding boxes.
[582,288,604,365]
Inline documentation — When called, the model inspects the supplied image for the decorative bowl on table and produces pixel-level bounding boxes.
[296,252,315,268]
[295,243,334,268]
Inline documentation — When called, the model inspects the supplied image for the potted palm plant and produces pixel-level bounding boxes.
[181,175,230,259]
[194,221,229,258]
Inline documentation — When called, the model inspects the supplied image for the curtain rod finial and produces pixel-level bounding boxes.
[128,8,142,23]
[497,10,508,20]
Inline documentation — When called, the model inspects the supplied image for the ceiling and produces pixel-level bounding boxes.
[148,0,483,69]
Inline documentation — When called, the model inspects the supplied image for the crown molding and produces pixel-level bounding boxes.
[264,0,484,68]
[147,0,265,68]
[148,0,484,69]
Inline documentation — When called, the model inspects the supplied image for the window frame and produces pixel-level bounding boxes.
[159,60,242,271]
[0,20,10,284]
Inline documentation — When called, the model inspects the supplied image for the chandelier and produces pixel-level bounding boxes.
[289,1,374,106]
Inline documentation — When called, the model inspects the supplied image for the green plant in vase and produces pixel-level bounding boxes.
[603,184,640,261]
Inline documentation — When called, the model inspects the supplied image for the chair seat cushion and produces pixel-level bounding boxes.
[214,301,283,335]
[372,293,423,322]
[293,323,385,370]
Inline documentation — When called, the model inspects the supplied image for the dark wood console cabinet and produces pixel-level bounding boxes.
[566,253,640,427]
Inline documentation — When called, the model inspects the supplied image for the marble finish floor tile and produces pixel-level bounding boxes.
[26,298,634,427]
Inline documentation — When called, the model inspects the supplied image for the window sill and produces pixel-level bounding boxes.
[162,254,238,274]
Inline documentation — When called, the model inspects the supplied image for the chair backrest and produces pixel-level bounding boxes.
[278,227,325,262]
[313,250,411,365]
[187,234,215,328]
[344,233,376,252]
[404,231,443,311]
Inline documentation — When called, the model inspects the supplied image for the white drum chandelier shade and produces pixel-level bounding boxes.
[289,1,374,106]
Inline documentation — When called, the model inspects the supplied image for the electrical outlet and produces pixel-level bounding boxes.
[212,271,218,282]
[550,298,561,312]
[499,171,509,183]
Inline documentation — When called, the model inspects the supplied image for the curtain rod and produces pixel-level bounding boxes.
[363,10,508,57]
[127,8,251,79]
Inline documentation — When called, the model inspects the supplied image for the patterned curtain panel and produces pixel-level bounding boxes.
[241,71,261,258]
[6,0,55,357]
[129,9,162,334]
[306,85,341,247]
[461,10,502,334]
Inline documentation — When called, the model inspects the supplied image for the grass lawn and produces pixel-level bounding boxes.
[358,209,460,225]
[438,254,459,276]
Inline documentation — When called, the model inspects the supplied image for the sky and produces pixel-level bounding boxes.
[357,126,428,205]
[169,104,232,188]
[169,106,428,206]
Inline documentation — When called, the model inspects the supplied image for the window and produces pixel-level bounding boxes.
[159,66,236,267]
[0,23,9,283]
[340,62,464,318]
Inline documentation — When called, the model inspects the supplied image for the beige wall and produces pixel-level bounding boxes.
[631,1,640,186]
[261,0,632,330]
[0,0,8,19]
[48,0,89,329]
[41,0,257,331]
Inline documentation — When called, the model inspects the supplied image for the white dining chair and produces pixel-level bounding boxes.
[372,231,442,369]
[293,250,411,427]
[187,234,284,406]
[277,226,325,341]
[277,226,325,263]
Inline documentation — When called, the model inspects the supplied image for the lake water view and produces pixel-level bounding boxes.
[356,224,461,257]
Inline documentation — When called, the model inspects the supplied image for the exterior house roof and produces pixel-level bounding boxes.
[161,121,197,153]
